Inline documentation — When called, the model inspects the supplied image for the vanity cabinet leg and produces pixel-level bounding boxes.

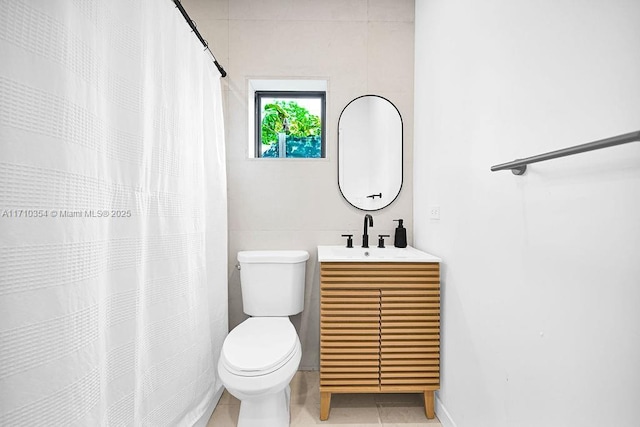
[424,390,435,419]
[320,392,331,420]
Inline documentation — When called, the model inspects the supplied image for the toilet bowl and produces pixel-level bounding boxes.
[218,318,302,427]
[217,250,309,427]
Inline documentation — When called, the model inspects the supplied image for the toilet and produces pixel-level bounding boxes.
[218,250,309,427]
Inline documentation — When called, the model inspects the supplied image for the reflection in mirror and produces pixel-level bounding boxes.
[338,95,403,211]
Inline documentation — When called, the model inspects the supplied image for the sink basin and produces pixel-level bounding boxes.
[317,245,440,263]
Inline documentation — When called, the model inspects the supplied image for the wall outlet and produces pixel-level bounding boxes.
[429,206,440,220]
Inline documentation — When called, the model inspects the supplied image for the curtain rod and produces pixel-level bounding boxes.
[491,130,640,175]
[172,0,227,77]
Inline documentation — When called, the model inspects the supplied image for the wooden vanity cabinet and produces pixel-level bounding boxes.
[319,262,440,421]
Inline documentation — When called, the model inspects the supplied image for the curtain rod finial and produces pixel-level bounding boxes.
[214,60,227,77]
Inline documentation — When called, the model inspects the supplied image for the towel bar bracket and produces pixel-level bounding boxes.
[511,165,526,175]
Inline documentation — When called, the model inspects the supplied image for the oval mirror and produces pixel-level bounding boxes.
[338,95,403,211]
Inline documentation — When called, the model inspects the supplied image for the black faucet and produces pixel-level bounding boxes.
[362,214,373,248]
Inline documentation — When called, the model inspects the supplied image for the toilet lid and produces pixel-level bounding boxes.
[221,317,298,376]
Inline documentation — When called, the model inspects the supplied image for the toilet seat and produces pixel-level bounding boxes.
[221,317,298,377]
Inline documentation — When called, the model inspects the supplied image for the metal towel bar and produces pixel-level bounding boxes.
[491,130,640,175]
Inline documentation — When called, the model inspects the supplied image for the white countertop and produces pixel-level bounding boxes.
[317,245,441,263]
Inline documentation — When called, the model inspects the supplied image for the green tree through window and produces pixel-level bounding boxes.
[256,91,325,158]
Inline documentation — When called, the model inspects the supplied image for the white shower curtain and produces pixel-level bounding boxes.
[0,0,228,425]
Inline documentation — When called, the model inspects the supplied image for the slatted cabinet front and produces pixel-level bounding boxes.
[380,287,440,388]
[319,262,440,421]
[320,289,380,388]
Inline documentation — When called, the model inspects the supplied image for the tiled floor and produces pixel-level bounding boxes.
[207,370,442,426]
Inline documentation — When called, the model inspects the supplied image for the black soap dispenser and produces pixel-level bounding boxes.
[393,219,407,248]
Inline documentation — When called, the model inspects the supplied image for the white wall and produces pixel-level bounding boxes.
[182,0,416,369]
[414,1,640,426]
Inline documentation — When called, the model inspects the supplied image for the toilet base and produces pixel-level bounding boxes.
[237,385,291,427]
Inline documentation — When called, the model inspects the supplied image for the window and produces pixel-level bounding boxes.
[254,91,326,158]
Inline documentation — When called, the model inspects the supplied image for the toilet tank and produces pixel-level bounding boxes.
[237,250,309,316]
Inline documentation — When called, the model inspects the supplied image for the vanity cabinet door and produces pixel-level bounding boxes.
[380,288,440,389]
[320,288,380,389]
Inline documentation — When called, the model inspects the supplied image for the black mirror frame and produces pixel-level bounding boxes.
[337,94,404,211]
